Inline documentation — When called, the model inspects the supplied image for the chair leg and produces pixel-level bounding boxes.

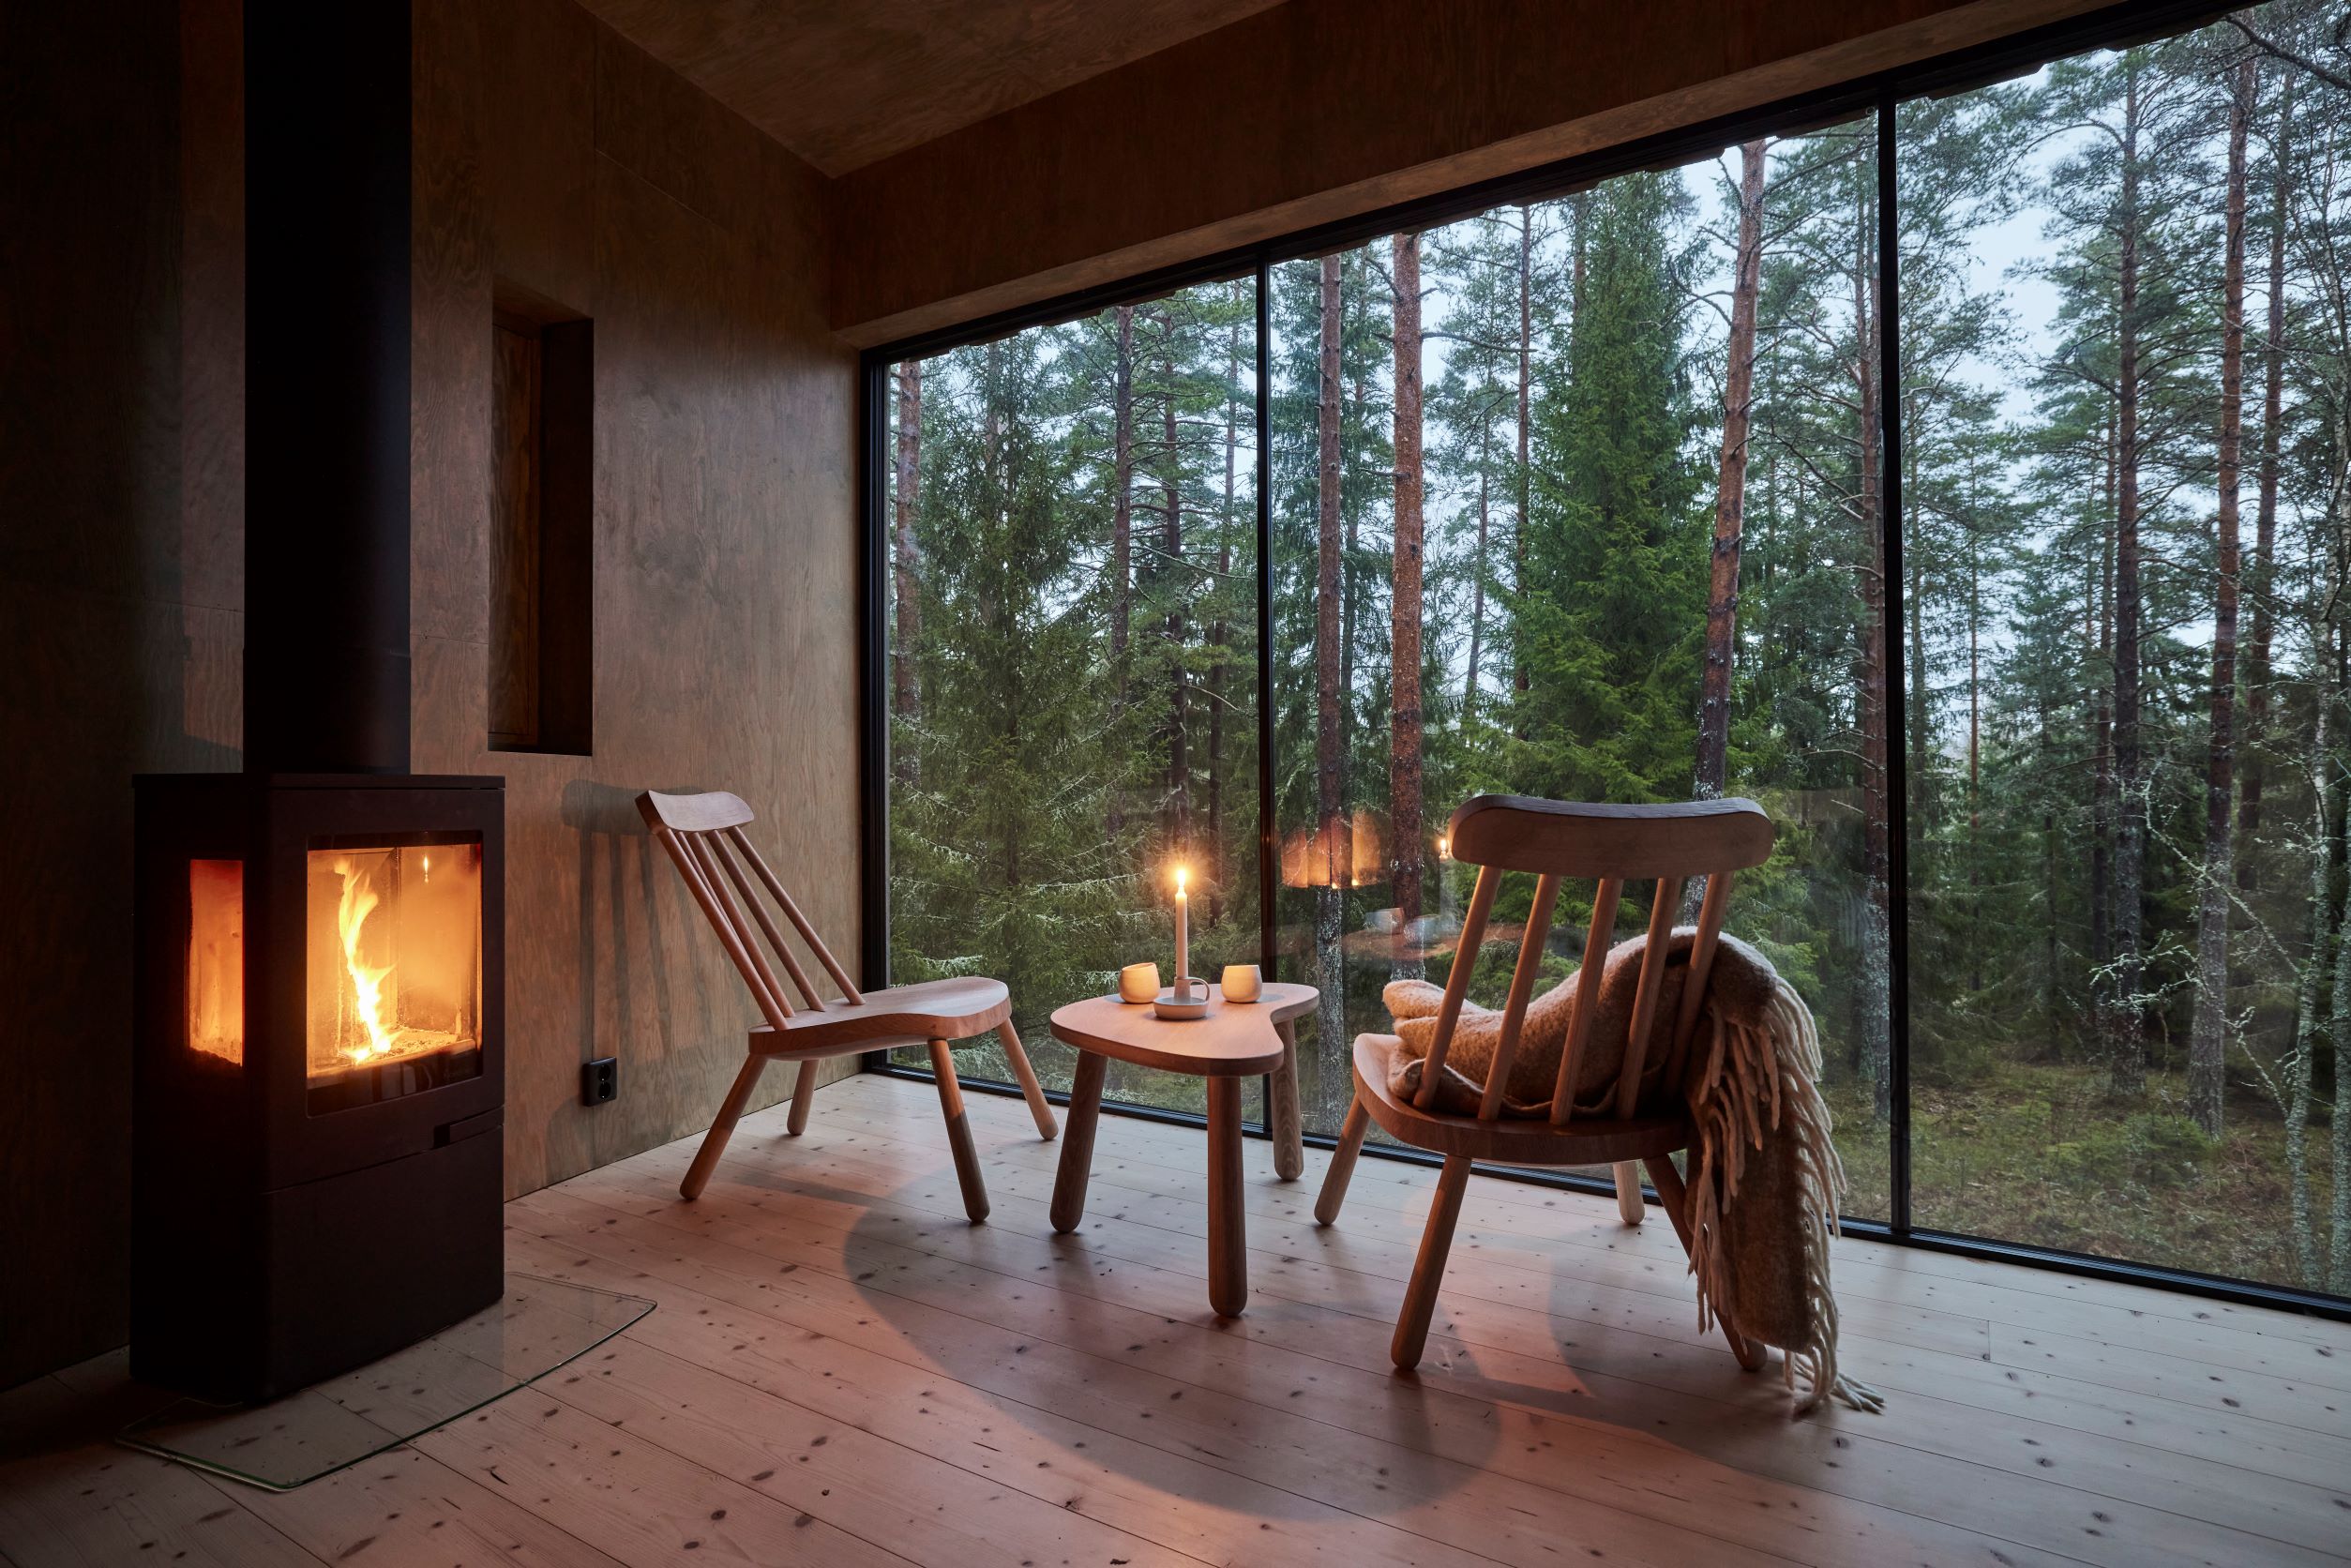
[1315,1095,1371,1226]
[996,1019,1060,1140]
[1612,1160,1647,1226]
[785,1059,820,1136]
[680,1056,767,1199]
[1645,1153,1765,1373]
[1393,1153,1473,1370]
[929,1039,990,1223]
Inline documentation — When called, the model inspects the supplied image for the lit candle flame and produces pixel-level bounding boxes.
[1175,866,1187,895]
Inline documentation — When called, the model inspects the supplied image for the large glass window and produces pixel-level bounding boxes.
[882,280,1261,1120]
[1265,118,1891,1211]
[1904,6,2349,1292]
[872,0,2351,1308]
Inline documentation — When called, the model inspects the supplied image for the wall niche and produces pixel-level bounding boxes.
[490,281,593,755]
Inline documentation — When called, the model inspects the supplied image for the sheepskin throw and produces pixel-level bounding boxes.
[1382,929,1880,1415]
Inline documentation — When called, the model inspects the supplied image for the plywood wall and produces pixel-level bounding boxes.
[0,0,859,1390]
[412,0,860,1196]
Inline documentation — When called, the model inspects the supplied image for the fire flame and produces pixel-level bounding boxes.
[333,857,397,1061]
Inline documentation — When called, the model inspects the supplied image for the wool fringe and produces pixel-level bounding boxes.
[1686,977,1883,1416]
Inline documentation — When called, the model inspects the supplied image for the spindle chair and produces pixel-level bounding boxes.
[1314,793,1775,1371]
[639,789,1057,1214]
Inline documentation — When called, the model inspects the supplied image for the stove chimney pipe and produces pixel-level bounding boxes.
[242,4,412,775]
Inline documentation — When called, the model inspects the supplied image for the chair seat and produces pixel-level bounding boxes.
[1350,1033,1694,1166]
[747,976,1012,1060]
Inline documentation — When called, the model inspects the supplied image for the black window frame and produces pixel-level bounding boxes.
[853,0,2351,1323]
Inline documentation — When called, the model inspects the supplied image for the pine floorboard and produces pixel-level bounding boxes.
[3,1069,2345,1567]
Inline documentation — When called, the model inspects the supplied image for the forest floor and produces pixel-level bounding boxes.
[1828,1060,2341,1295]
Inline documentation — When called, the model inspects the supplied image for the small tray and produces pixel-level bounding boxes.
[1153,985,1209,1020]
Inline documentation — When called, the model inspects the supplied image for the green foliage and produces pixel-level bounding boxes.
[885,0,2351,1295]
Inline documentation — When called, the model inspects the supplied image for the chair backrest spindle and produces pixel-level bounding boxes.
[638,791,862,1027]
[1548,876,1622,1125]
[1413,863,1498,1108]
[1666,869,1737,1086]
[708,831,824,1009]
[727,825,864,1005]
[1612,875,1683,1120]
[1426,794,1774,1128]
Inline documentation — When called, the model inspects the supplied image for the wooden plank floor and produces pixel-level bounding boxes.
[5,1070,2348,1568]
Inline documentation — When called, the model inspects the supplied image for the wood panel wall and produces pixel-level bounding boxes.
[0,0,858,1390]
[826,0,2108,344]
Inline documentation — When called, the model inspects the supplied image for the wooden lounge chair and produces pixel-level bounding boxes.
[639,789,1056,1215]
[1314,793,1774,1371]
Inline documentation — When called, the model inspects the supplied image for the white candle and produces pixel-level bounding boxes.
[1174,867,1189,999]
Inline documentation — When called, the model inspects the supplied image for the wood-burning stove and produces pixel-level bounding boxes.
[130,6,507,1403]
[132,776,505,1402]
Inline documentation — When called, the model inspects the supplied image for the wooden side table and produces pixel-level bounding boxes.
[1047,982,1318,1317]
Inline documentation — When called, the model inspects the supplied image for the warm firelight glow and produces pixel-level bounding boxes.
[333,857,398,1062]
[1279,810,1384,888]
[187,859,245,1064]
[1174,866,1187,895]
[303,842,483,1108]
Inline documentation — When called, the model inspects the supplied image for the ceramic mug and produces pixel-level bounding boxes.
[1219,963,1262,1003]
[1118,961,1162,1004]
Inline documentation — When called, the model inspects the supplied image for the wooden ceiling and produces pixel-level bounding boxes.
[578,0,1288,176]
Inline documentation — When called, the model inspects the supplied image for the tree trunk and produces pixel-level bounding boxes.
[1464,442,1489,723]
[1109,306,1135,838]
[1315,253,1349,1110]
[1515,205,1533,716]
[1695,139,1766,805]
[1967,482,1983,995]
[1208,315,1239,923]
[1390,232,1425,969]
[2111,63,2148,1097]
[1344,367,1362,766]
[1855,174,1891,1123]
[2329,455,2351,1292]
[2285,622,2332,1289]
[890,360,924,787]
[1164,342,1188,853]
[2191,58,2253,1138]
[2239,77,2295,888]
[2090,405,2116,1050]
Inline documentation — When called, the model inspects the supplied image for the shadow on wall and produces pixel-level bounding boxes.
[557,779,748,1175]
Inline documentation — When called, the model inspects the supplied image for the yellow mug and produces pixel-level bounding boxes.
[1117,961,1162,1004]
[1219,963,1262,1003]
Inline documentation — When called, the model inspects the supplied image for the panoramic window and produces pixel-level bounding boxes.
[882,279,1263,1121]
[1266,117,1889,1212]
[873,0,2351,1308]
[1904,6,2351,1292]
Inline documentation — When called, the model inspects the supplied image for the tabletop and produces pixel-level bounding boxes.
[1047,981,1318,1078]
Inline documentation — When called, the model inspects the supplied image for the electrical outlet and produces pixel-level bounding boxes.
[580,1057,618,1106]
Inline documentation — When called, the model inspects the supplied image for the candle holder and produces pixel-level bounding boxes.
[1153,979,1208,1020]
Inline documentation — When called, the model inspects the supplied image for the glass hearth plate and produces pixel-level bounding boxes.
[115,1272,654,1490]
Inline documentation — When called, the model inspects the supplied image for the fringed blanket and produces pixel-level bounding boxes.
[1381,929,1880,1415]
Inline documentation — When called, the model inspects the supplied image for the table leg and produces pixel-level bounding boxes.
[1050,1050,1108,1234]
[1207,1076,1247,1317]
[1269,1018,1304,1182]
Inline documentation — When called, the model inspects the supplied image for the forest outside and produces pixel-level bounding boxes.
[884,1,2351,1297]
